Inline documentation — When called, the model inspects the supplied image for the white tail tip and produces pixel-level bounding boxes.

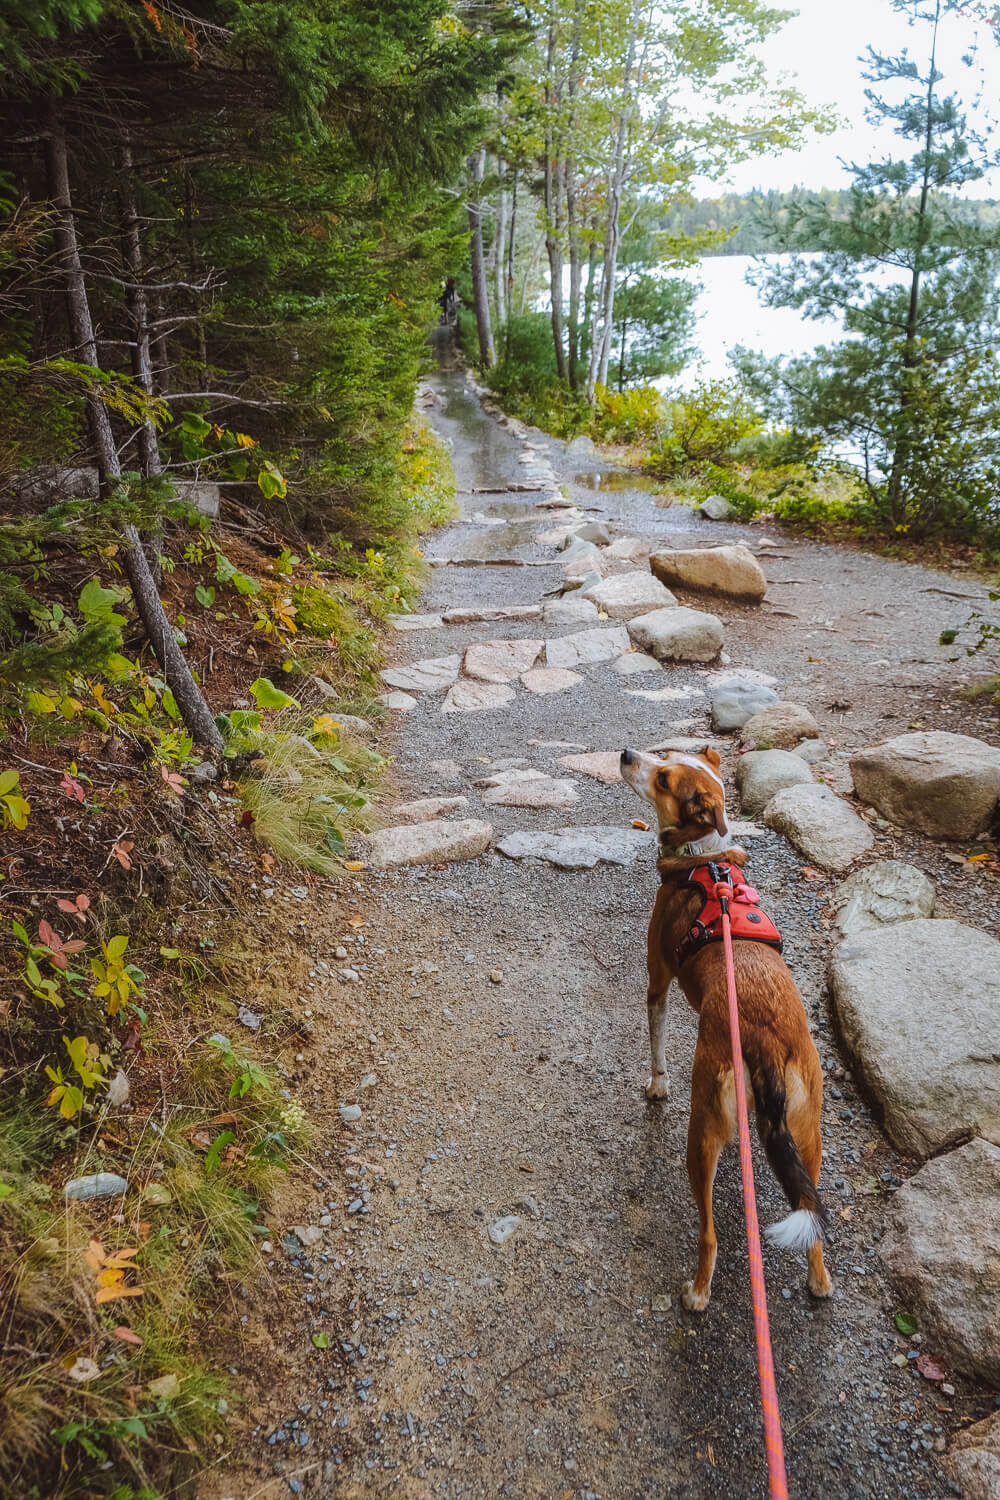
[764,1208,825,1253]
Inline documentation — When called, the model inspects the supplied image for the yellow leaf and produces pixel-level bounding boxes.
[343,860,366,872]
[148,1372,181,1399]
[95,1285,144,1304]
[348,915,365,928]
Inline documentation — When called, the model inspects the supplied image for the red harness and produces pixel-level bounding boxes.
[673,861,783,970]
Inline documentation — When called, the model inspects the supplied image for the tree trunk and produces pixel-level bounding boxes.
[886,0,940,522]
[543,21,568,381]
[46,109,223,753]
[467,148,495,368]
[587,1,641,400]
[120,144,162,477]
[495,153,508,329]
[565,0,583,390]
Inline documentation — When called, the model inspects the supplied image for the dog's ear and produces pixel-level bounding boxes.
[701,745,721,769]
[712,797,728,835]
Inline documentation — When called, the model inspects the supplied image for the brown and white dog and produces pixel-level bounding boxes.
[620,744,832,1311]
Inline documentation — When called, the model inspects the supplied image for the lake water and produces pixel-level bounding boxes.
[668,253,839,387]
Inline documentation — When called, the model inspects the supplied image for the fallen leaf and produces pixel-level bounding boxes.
[95,1284,145,1305]
[916,1352,948,1383]
[148,1372,181,1399]
[312,1332,330,1349]
[113,1326,143,1347]
[66,1356,101,1383]
[111,839,134,870]
[632,819,649,831]
[895,1310,918,1336]
[348,914,365,928]
[800,866,826,881]
[142,1182,171,1206]
[343,860,366,872]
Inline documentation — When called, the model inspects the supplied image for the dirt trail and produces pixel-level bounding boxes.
[202,354,998,1500]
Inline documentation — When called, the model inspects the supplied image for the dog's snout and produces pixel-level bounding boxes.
[621,748,636,766]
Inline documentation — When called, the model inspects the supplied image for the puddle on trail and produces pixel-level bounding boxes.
[573,469,661,493]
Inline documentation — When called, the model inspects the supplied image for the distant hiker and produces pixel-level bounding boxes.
[439,276,457,324]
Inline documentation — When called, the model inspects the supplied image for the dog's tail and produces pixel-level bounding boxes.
[746,1045,828,1254]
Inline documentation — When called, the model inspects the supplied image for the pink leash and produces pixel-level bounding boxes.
[715,878,790,1500]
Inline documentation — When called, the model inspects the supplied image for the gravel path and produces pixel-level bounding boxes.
[202,354,999,1500]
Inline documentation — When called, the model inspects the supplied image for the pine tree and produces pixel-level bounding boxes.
[741,0,1000,541]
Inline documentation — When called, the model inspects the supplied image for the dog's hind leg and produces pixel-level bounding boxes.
[682,1054,728,1312]
[797,1118,833,1299]
[644,936,672,1101]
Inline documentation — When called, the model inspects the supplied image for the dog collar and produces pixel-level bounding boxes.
[663,831,728,858]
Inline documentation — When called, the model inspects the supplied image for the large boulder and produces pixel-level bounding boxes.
[650,545,767,603]
[580,571,677,620]
[829,917,1000,1155]
[762,783,873,871]
[711,679,779,733]
[947,1409,1000,1500]
[542,596,599,626]
[881,1138,1000,1383]
[831,860,935,938]
[736,749,813,815]
[366,819,493,868]
[627,606,724,663]
[740,701,819,749]
[850,730,1000,839]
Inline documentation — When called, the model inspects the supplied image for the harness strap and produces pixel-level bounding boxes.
[672,861,783,971]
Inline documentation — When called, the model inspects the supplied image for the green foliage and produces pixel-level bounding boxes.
[650,379,766,474]
[591,384,665,444]
[735,0,1000,546]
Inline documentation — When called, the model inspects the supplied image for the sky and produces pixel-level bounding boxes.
[712,0,1000,196]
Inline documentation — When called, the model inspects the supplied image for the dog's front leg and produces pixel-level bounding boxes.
[645,932,673,1100]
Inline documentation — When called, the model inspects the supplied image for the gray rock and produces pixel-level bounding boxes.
[559,569,602,595]
[699,493,735,521]
[290,1224,324,1248]
[545,625,630,670]
[497,825,655,869]
[580,571,677,620]
[463,638,544,683]
[736,749,813,814]
[850,730,1000,838]
[473,768,546,789]
[830,918,1000,1155]
[520,667,583,695]
[605,536,648,560]
[482,776,578,810]
[375,691,417,712]
[441,681,516,713]
[65,1173,129,1201]
[650,544,767,602]
[542,597,599,626]
[339,1103,362,1124]
[740,701,819,749]
[627,606,724,663]
[386,613,446,631]
[366,818,493,868]
[566,434,596,456]
[392,795,469,824]
[832,860,935,938]
[442,605,542,624]
[881,1137,1000,1382]
[488,1214,522,1247]
[612,651,663,676]
[106,1069,130,1107]
[190,761,218,784]
[763,783,874,871]
[558,520,610,548]
[379,655,460,694]
[790,738,828,764]
[238,1004,262,1031]
[947,1408,1000,1500]
[711,679,779,732]
[557,750,622,785]
[172,479,221,518]
[561,542,608,578]
[427,758,462,784]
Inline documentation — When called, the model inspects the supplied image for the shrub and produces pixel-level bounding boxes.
[591,384,665,444]
[651,378,766,475]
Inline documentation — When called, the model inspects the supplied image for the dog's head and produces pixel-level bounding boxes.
[620,745,730,851]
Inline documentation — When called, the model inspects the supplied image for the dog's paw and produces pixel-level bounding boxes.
[681,1279,710,1313]
[645,1072,670,1101]
[808,1267,834,1299]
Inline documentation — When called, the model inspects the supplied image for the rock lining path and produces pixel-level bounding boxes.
[201,349,1000,1500]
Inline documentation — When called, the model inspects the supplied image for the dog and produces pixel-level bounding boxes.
[620,744,832,1311]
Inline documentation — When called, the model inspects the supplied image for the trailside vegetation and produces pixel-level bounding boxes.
[0,4,515,1497]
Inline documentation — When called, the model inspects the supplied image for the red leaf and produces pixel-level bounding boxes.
[112,840,134,870]
[916,1352,948,1382]
[38,920,56,948]
[57,899,77,916]
[112,1326,143,1347]
[240,809,255,826]
[800,867,826,881]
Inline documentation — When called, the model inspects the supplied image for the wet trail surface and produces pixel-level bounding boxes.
[203,351,999,1500]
